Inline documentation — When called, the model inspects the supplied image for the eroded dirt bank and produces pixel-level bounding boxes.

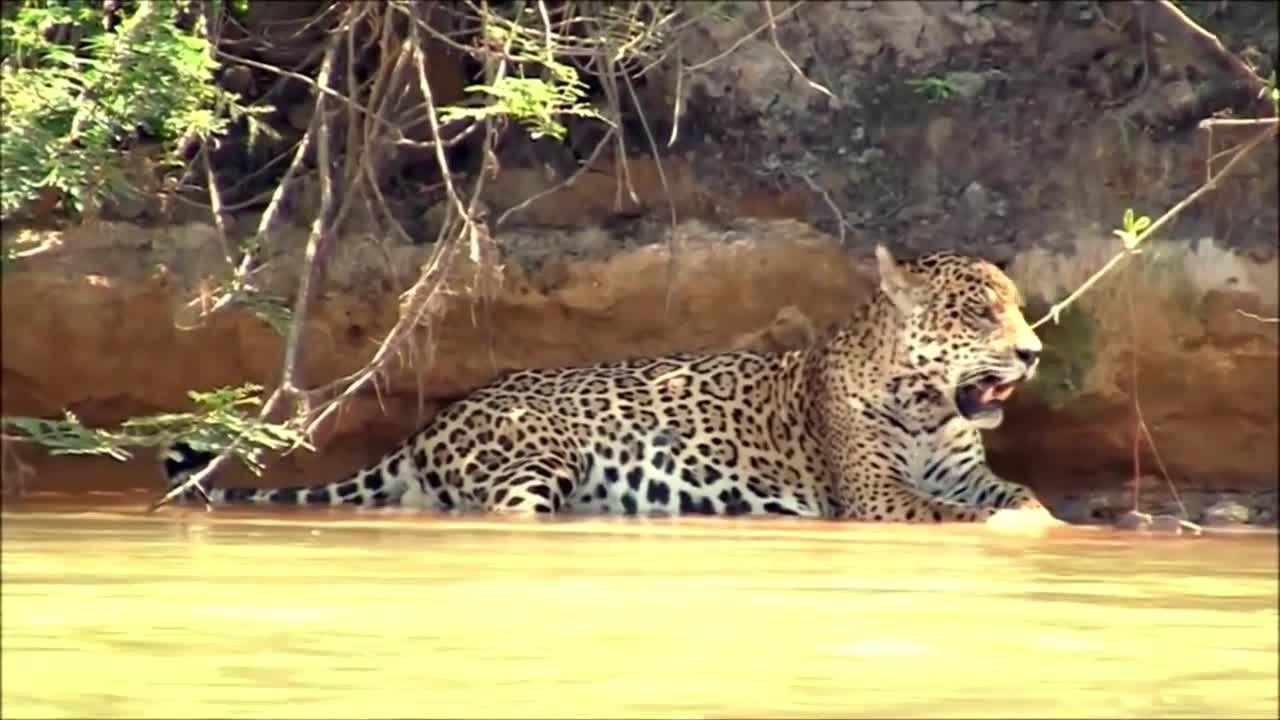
[2,216,1276,524]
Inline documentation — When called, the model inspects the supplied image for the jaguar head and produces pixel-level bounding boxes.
[875,245,1042,429]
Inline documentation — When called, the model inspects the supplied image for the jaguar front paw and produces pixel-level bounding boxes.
[1003,491,1047,512]
[985,504,1065,533]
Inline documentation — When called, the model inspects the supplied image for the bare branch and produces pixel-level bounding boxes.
[1032,124,1276,329]
[1143,0,1271,104]
[494,127,617,228]
[277,18,345,401]
[622,69,676,230]
[301,243,459,439]
[1200,118,1280,128]
[213,50,389,132]
[683,2,805,72]
[619,64,681,314]
[1236,309,1280,323]
[215,45,473,150]
[762,0,832,99]
[798,173,853,247]
[667,42,683,147]
[151,10,356,511]
[300,3,517,438]
[201,147,236,268]
[594,52,640,212]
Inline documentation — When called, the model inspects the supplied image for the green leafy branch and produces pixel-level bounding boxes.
[1,384,309,475]
[0,0,272,219]
[440,21,610,141]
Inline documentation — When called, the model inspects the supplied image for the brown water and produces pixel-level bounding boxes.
[3,494,1278,719]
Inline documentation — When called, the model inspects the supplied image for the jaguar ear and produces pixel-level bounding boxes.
[875,244,924,315]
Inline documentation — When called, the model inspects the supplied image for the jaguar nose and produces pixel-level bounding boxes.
[1015,347,1040,367]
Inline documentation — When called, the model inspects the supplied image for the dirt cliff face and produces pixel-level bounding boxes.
[2,1,1276,523]
[3,216,1276,525]
[1,219,870,496]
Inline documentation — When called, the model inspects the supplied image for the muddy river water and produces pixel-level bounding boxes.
[2,493,1277,718]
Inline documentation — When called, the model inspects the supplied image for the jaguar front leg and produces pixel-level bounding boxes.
[970,470,1047,511]
[914,427,1056,520]
[814,407,985,521]
[968,468,1065,530]
[824,426,1045,524]
[842,473,1001,522]
[927,464,1046,512]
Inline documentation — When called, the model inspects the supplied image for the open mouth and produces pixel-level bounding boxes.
[955,374,1021,420]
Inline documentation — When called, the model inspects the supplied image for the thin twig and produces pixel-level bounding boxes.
[594,52,640,212]
[762,0,832,99]
[187,145,299,213]
[1127,263,1190,519]
[1093,0,1126,32]
[361,160,415,245]
[799,173,853,246]
[1200,118,1280,128]
[537,0,555,59]
[621,67,680,313]
[1126,267,1143,512]
[1236,309,1280,323]
[278,17,345,401]
[214,50,404,140]
[667,42,683,148]
[494,127,617,227]
[1124,267,1143,511]
[1205,138,1253,166]
[1144,0,1271,103]
[1138,415,1189,518]
[428,3,507,370]
[344,4,362,207]
[683,2,805,72]
[239,78,326,279]
[622,71,675,229]
[201,147,236,268]
[302,243,460,439]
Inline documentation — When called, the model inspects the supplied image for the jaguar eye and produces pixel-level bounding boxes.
[978,306,998,323]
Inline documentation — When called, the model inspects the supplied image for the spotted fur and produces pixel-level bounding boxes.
[164,245,1050,522]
